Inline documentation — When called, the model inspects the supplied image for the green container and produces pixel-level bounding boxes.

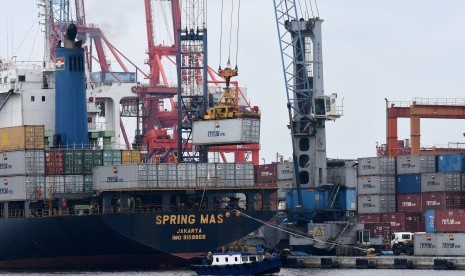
[83,150,104,174]
[84,175,93,192]
[64,150,84,174]
[103,150,122,166]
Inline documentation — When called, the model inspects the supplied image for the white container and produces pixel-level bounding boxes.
[357,176,396,195]
[92,164,140,190]
[196,163,217,188]
[277,162,294,181]
[414,233,437,256]
[421,172,462,192]
[192,118,260,145]
[0,150,45,176]
[178,163,196,189]
[0,176,27,201]
[436,233,465,256]
[235,163,254,187]
[357,194,396,214]
[357,157,395,176]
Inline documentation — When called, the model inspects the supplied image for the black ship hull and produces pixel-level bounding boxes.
[0,210,274,269]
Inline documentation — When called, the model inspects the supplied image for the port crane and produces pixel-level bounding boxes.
[273,0,341,219]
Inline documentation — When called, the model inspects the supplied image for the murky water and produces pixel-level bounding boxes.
[0,268,463,276]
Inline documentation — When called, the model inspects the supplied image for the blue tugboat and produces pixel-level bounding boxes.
[191,251,281,275]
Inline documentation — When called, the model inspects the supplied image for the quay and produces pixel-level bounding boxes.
[284,256,465,270]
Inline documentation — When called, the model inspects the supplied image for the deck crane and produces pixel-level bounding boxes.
[273,1,342,223]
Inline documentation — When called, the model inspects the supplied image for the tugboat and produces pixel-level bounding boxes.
[191,251,281,276]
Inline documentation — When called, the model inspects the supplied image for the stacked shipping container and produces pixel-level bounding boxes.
[93,162,255,191]
[357,153,465,250]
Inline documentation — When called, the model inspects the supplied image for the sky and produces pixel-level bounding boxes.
[2,1,465,164]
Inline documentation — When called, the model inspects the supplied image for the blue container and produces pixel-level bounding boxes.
[396,174,421,194]
[55,47,88,147]
[286,189,328,213]
[425,210,436,233]
[437,154,465,172]
[336,187,356,211]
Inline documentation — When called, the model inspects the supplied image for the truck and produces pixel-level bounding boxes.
[390,232,414,255]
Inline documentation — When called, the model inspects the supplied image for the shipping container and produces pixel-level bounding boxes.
[357,175,395,195]
[421,173,462,192]
[83,150,103,174]
[24,176,45,201]
[422,192,465,211]
[435,209,465,233]
[235,163,254,187]
[396,155,421,175]
[357,157,395,176]
[357,194,396,214]
[64,150,84,175]
[435,233,465,256]
[0,176,28,201]
[192,118,260,145]
[121,150,141,164]
[277,180,291,199]
[216,163,236,188]
[357,214,382,223]
[381,213,406,233]
[327,161,357,188]
[277,162,294,181]
[103,150,122,166]
[177,163,196,189]
[0,150,44,176]
[414,233,437,256]
[425,210,436,233]
[0,125,44,151]
[420,155,437,173]
[396,194,422,213]
[158,163,177,189]
[364,222,391,244]
[256,163,278,182]
[63,175,85,193]
[404,213,423,232]
[45,175,65,194]
[93,164,140,190]
[84,175,92,193]
[196,163,217,188]
[45,150,64,175]
[396,174,421,194]
[438,154,465,173]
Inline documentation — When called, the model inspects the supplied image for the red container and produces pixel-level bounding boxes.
[256,163,278,182]
[357,214,382,223]
[382,213,406,233]
[397,194,422,213]
[404,213,422,232]
[364,222,391,244]
[45,150,64,175]
[256,181,277,188]
[421,192,465,211]
[435,209,465,232]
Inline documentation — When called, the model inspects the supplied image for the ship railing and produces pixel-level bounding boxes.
[14,81,55,90]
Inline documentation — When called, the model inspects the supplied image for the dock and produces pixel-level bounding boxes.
[284,255,465,270]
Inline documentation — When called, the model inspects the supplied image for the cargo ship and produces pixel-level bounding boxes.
[0,22,276,269]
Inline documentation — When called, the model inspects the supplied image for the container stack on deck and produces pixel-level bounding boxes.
[0,126,46,205]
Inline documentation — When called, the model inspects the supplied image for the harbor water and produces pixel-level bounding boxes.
[1,269,463,276]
